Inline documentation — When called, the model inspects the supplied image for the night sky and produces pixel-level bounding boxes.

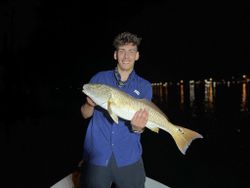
[1,0,250,86]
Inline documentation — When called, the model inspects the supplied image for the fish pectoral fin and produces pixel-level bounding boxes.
[108,111,119,124]
[108,99,119,124]
[146,122,160,133]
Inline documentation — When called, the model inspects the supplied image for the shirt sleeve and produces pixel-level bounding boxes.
[144,82,153,101]
[89,72,102,83]
[138,79,152,101]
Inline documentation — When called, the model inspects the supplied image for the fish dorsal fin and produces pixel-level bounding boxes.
[137,99,169,120]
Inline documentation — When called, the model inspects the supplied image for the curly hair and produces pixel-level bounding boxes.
[113,32,142,50]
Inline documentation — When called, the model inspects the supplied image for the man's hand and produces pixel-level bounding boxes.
[131,109,148,133]
[81,97,96,119]
[86,97,96,107]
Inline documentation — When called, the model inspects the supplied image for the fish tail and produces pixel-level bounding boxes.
[170,125,203,155]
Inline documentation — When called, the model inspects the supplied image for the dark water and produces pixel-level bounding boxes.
[142,79,250,188]
[2,78,249,188]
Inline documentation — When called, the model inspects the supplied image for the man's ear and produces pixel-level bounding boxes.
[114,51,117,60]
[135,51,139,61]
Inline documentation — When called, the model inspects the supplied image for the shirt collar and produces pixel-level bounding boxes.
[114,67,135,88]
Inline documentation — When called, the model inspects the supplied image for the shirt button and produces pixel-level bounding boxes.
[112,143,114,146]
[112,131,114,134]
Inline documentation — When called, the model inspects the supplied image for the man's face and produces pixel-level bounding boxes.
[114,43,139,72]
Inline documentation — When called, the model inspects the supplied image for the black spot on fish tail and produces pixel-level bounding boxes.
[178,128,185,134]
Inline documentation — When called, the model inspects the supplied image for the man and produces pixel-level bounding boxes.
[79,32,152,188]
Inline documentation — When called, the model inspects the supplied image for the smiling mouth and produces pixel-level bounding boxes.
[122,62,130,64]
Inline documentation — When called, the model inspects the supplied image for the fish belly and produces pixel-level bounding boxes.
[111,105,136,121]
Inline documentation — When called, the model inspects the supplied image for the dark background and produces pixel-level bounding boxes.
[1,0,249,187]
[1,0,250,82]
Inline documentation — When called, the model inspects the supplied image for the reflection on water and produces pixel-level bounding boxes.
[242,81,247,112]
[152,75,250,115]
[149,75,250,188]
[204,78,214,112]
[179,80,184,111]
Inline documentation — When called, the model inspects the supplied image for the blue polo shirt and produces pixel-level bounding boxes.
[83,69,152,167]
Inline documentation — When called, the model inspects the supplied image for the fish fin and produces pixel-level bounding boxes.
[146,122,160,133]
[149,127,159,133]
[170,125,203,155]
[107,100,119,124]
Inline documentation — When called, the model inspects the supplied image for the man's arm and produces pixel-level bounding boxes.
[80,97,96,119]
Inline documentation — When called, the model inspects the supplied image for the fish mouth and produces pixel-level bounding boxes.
[82,84,89,95]
[82,84,87,89]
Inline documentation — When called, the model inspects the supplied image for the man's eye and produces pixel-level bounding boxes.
[129,50,136,53]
